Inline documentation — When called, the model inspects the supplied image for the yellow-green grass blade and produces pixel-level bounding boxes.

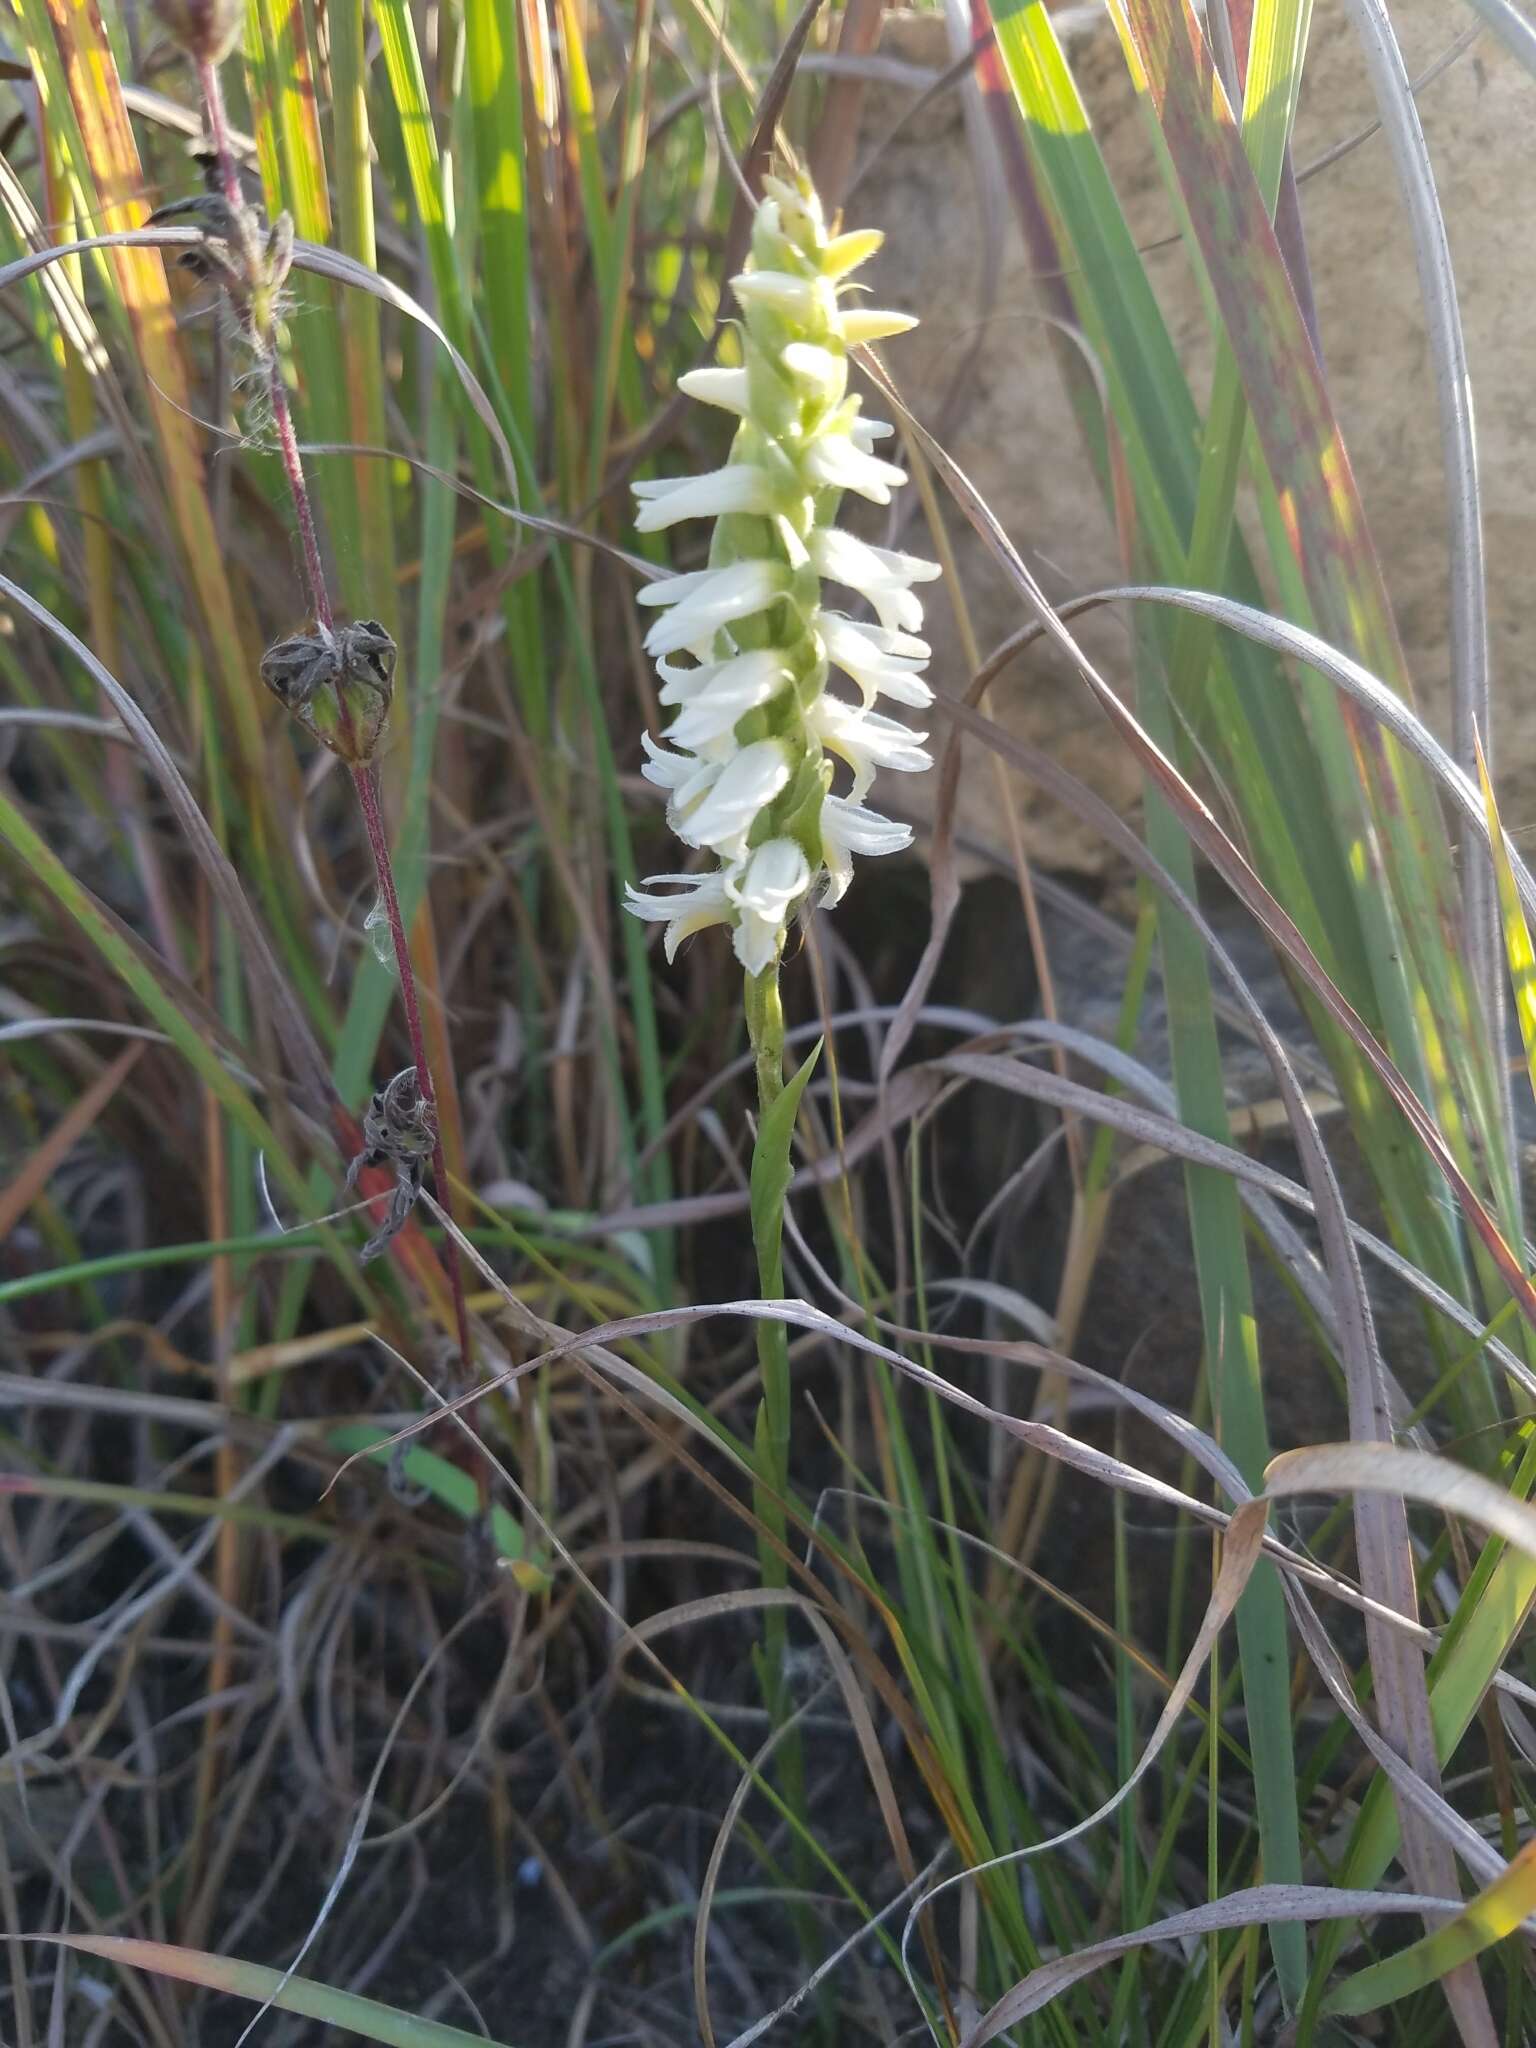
[18,0,264,786]
[362,21,673,1238]
[241,0,365,617]
[1118,0,1511,1248]
[577,0,652,500]
[1478,739,1536,1117]
[987,0,1492,1332]
[1305,761,1536,1994]
[982,0,1375,1037]
[987,0,1309,1995]
[372,0,471,366]
[462,0,547,730]
[1323,1836,1536,2019]
[327,0,399,635]
[27,1933,524,2047]
[1135,637,1306,2007]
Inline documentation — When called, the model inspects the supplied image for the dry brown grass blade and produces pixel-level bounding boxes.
[960,1886,1464,2042]
[0,1041,141,1242]
[807,0,886,206]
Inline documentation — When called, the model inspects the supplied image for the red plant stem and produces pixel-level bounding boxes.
[268,374,334,635]
[353,761,475,1387]
[194,54,478,1411]
[197,60,243,212]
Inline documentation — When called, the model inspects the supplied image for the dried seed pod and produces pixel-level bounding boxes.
[150,0,242,66]
[344,1066,437,1262]
[260,619,396,764]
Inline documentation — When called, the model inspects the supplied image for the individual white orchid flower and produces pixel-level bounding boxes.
[626,172,936,977]
[624,871,734,961]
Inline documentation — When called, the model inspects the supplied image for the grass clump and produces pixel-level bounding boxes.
[2,0,1535,2043]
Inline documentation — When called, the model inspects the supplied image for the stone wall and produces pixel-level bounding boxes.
[852,3,1534,873]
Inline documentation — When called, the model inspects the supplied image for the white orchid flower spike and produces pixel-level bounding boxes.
[625,172,936,978]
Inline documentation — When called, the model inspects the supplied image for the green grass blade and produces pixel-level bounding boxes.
[31,1933,523,2047]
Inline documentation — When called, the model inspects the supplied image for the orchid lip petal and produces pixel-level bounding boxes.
[802,434,908,504]
[674,739,792,855]
[665,649,790,748]
[676,366,752,414]
[633,465,777,532]
[641,561,786,658]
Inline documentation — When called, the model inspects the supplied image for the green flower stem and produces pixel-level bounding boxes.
[745,958,790,1599]
[746,958,786,1115]
[743,953,814,1891]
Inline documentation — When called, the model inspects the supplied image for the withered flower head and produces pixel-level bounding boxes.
[260,619,395,765]
[149,0,242,66]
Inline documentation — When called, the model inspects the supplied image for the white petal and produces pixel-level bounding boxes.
[850,416,894,450]
[868,541,942,585]
[811,697,931,790]
[624,871,734,962]
[728,836,810,920]
[821,837,853,908]
[837,307,918,344]
[822,793,914,856]
[882,628,931,660]
[656,655,715,707]
[818,613,933,709]
[633,464,776,532]
[728,839,808,972]
[640,733,721,818]
[803,433,908,504]
[624,870,727,914]
[637,567,713,609]
[732,910,782,976]
[781,342,844,399]
[811,528,927,636]
[641,560,786,658]
[666,648,790,748]
[675,739,792,854]
[677,366,752,414]
[846,708,931,773]
[639,731,702,791]
[731,269,830,321]
[818,794,914,905]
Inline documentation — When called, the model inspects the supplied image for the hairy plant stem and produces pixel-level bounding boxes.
[196,57,477,1412]
[743,957,815,1911]
[744,964,790,1646]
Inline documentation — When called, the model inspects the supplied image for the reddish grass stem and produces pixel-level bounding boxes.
[196,56,477,1404]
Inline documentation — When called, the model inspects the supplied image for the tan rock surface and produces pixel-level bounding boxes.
[853,4,1532,872]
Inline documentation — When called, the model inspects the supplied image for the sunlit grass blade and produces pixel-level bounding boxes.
[1323,1835,1536,2019]
[18,0,264,782]
[30,1933,524,2047]
[1477,736,1536,1116]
